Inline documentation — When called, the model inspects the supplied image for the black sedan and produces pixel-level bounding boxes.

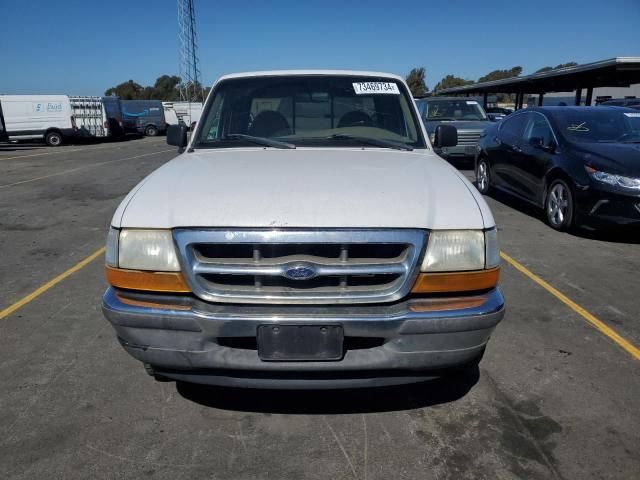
[475,107,640,230]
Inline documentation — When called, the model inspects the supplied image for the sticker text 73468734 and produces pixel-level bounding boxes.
[352,82,400,95]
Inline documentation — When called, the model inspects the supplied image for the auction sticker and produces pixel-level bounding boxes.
[624,112,640,117]
[353,82,400,95]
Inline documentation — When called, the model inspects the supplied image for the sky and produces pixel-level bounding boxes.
[1,0,639,96]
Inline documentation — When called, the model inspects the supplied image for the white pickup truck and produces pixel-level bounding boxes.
[102,70,504,389]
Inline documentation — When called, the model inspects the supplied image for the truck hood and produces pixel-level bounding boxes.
[114,148,488,230]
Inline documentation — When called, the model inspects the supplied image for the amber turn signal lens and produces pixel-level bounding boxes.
[105,266,191,293]
[408,296,486,312]
[411,267,500,294]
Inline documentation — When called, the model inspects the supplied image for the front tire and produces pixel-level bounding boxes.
[545,179,574,231]
[45,131,63,146]
[145,125,158,137]
[476,158,492,195]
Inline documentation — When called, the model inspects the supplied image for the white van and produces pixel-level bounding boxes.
[162,101,203,128]
[69,96,109,138]
[0,95,77,146]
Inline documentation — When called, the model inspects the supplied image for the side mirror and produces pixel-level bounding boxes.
[434,124,458,147]
[529,136,555,152]
[528,136,544,148]
[167,124,188,149]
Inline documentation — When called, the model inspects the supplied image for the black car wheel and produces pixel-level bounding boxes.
[545,179,574,231]
[145,125,158,137]
[476,158,492,195]
[45,131,63,147]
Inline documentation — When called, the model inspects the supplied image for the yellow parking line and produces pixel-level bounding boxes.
[500,251,640,360]
[0,247,105,320]
[2,242,638,364]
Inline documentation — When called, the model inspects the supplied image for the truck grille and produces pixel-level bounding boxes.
[173,229,426,304]
[456,130,482,146]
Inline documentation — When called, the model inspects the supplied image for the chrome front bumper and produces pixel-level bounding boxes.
[102,287,505,388]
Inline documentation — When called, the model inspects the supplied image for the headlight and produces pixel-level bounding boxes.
[585,166,640,191]
[106,228,180,271]
[421,229,499,272]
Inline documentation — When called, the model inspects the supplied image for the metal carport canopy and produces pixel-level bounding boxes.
[437,57,640,95]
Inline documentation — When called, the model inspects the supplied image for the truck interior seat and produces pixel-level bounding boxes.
[338,111,373,128]
[249,110,291,137]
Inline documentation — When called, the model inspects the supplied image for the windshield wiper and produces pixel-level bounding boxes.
[327,134,414,151]
[219,134,296,149]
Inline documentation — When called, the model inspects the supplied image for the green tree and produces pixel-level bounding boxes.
[405,67,428,97]
[105,75,210,101]
[536,62,578,73]
[478,66,522,83]
[433,74,474,92]
[105,80,144,100]
[554,61,578,69]
[152,75,182,101]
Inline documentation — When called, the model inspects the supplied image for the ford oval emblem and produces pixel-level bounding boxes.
[283,263,317,281]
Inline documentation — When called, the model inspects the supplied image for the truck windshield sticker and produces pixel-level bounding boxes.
[466,101,478,105]
[624,112,640,117]
[352,82,400,95]
[567,121,589,132]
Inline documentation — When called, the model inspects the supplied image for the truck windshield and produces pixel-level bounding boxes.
[195,75,425,149]
[552,110,640,143]
[425,99,488,121]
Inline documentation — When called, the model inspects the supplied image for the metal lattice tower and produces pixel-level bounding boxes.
[178,0,204,102]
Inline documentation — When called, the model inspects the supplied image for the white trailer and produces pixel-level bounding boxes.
[69,96,109,138]
[162,101,203,127]
[0,95,77,146]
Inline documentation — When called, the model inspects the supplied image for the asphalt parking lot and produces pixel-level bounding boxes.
[0,138,638,480]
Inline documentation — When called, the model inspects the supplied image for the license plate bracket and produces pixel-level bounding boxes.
[257,325,344,361]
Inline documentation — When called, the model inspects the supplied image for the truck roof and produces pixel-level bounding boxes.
[216,70,404,83]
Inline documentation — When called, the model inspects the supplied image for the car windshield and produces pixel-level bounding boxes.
[194,75,425,149]
[424,99,488,121]
[552,109,640,143]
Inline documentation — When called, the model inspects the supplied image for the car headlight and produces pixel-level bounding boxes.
[421,229,499,271]
[105,228,180,271]
[585,166,640,191]
[413,229,500,293]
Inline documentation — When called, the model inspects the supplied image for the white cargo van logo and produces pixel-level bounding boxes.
[47,103,63,112]
[33,102,63,113]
